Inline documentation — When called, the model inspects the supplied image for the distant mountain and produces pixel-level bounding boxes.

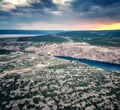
[0,30,63,35]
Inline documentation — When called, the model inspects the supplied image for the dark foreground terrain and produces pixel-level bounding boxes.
[0,30,120,110]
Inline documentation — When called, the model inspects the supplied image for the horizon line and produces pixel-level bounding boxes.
[0,29,120,31]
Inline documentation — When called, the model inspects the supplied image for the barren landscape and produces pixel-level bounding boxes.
[25,42,120,64]
[0,0,120,109]
[0,51,120,110]
[0,30,120,110]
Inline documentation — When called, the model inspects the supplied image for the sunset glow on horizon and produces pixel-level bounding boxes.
[0,0,120,30]
[94,23,120,30]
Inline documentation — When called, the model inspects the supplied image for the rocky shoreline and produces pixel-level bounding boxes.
[0,40,120,64]
[25,42,120,65]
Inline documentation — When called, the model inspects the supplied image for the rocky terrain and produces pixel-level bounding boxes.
[0,37,120,65]
[0,52,120,110]
[25,42,120,64]
[0,34,120,110]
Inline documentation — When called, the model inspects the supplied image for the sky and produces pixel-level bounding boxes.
[0,0,120,30]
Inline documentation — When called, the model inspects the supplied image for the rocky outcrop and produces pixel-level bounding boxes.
[25,42,120,64]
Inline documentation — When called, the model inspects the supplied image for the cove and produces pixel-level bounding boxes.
[55,56,120,72]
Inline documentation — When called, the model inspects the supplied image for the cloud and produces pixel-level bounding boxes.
[17,21,75,30]
[0,0,28,11]
[70,0,120,22]
[0,0,120,30]
[45,8,62,15]
[49,11,62,15]
[16,20,100,30]
[52,0,73,5]
[0,2,16,11]
[3,0,29,6]
[0,0,40,11]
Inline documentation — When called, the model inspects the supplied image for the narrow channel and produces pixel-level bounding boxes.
[55,56,120,72]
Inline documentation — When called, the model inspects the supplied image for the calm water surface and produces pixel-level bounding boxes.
[56,56,120,72]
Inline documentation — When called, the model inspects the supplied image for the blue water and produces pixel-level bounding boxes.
[0,34,40,38]
[0,30,62,34]
[0,30,62,38]
[56,56,120,72]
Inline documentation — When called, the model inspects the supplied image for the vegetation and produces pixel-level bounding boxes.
[0,54,120,110]
[0,49,14,55]
[17,35,68,43]
[57,30,120,47]
[0,30,120,109]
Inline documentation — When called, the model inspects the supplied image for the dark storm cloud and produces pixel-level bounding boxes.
[0,0,120,19]
[71,0,120,21]
[71,0,120,12]
[0,0,58,16]
[91,0,120,6]
[31,0,56,9]
[0,0,120,29]
[0,0,59,25]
